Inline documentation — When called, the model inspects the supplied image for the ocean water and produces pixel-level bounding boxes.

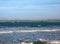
[0,21,60,44]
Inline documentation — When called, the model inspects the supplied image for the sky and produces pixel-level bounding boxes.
[0,0,60,20]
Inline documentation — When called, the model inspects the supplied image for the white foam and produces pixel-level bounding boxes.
[0,29,60,34]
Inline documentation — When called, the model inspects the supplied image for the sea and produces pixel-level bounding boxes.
[0,21,60,44]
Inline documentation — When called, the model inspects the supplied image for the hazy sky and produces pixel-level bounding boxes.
[0,0,60,20]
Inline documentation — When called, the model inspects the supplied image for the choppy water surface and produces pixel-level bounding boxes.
[0,21,60,44]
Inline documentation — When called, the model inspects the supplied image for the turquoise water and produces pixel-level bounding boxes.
[0,21,60,27]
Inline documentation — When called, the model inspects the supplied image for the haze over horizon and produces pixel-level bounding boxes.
[0,0,60,20]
